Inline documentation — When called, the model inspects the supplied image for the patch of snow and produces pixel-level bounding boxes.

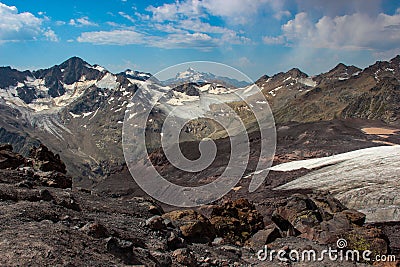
[92,65,106,72]
[166,91,199,106]
[199,84,211,92]
[82,111,93,118]
[385,68,395,73]
[374,69,381,81]
[89,107,100,120]
[209,85,235,95]
[96,73,119,89]
[127,78,147,86]
[16,82,25,88]
[127,112,137,121]
[27,102,50,111]
[268,86,282,97]
[54,79,96,107]
[270,146,400,172]
[298,78,317,87]
[69,112,81,118]
[274,145,400,223]
[243,84,258,94]
[25,78,48,92]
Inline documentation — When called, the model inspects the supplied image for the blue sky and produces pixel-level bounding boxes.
[0,0,399,80]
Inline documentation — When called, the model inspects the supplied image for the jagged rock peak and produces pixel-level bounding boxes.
[59,56,89,68]
[333,63,348,70]
[0,66,33,88]
[287,68,308,78]
[321,63,361,78]
[390,54,400,64]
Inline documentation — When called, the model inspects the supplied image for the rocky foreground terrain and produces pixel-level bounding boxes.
[1,144,399,266]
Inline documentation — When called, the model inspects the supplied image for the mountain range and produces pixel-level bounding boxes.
[0,55,399,187]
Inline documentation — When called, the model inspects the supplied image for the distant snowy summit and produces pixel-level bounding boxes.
[163,67,250,88]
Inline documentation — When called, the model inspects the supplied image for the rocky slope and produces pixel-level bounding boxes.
[265,56,400,125]
[0,144,398,266]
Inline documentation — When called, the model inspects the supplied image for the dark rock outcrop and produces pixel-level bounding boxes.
[269,192,389,258]
[210,198,264,244]
[29,144,66,174]
[162,209,215,243]
[0,144,25,169]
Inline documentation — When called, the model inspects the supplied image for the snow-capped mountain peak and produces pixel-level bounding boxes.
[165,67,249,88]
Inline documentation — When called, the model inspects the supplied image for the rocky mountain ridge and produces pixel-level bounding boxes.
[0,55,400,186]
[263,55,400,124]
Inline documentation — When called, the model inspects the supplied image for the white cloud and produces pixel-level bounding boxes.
[119,11,135,23]
[76,29,216,50]
[294,0,384,18]
[237,56,252,67]
[266,11,400,51]
[178,19,228,33]
[0,2,42,42]
[178,19,250,43]
[274,10,291,20]
[145,0,282,25]
[55,20,66,26]
[69,16,98,27]
[154,23,186,34]
[77,30,144,45]
[221,31,251,44]
[200,0,273,24]
[135,0,278,47]
[262,35,285,45]
[146,0,203,22]
[134,11,150,21]
[44,29,59,42]
[79,19,249,49]
[155,32,214,49]
[101,1,253,48]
